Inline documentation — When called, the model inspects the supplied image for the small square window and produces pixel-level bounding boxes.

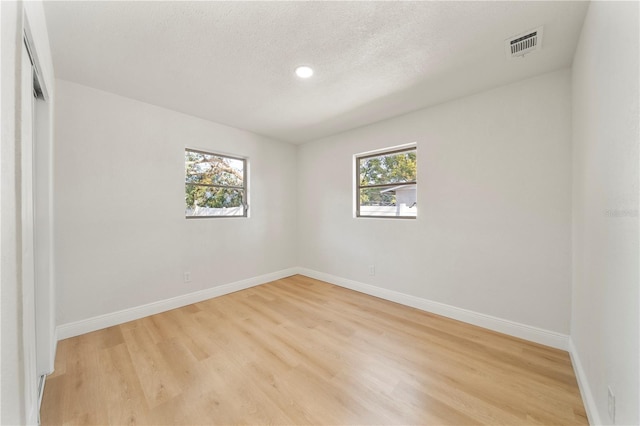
[356,146,417,218]
[185,149,248,218]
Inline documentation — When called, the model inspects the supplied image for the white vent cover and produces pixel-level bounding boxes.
[506,27,543,59]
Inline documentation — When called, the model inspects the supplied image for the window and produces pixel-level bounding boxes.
[185,149,248,218]
[356,146,417,218]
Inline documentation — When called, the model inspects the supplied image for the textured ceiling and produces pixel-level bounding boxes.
[43,1,589,144]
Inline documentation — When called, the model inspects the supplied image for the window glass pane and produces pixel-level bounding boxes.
[185,151,244,187]
[185,149,247,218]
[359,150,416,186]
[359,185,417,217]
[186,184,245,217]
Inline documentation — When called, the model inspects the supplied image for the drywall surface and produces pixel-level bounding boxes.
[1,3,26,424]
[571,1,639,424]
[54,80,297,325]
[297,70,572,334]
[43,2,589,144]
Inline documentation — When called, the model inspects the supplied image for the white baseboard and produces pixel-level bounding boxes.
[295,267,570,350]
[56,268,298,340]
[54,267,590,423]
[568,338,601,425]
[56,267,569,351]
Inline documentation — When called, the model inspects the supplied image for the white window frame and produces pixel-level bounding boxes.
[355,145,417,219]
[185,148,248,218]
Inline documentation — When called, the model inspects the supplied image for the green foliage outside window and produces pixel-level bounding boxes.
[359,150,416,206]
[185,150,246,216]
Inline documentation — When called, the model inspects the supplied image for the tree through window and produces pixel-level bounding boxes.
[356,146,417,218]
[185,149,247,218]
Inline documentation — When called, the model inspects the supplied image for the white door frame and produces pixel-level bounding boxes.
[23,14,54,424]
[21,36,39,426]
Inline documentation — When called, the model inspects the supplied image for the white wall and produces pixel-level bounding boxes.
[54,79,297,326]
[571,2,639,425]
[1,4,26,423]
[298,70,572,335]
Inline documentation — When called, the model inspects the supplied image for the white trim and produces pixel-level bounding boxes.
[56,268,298,340]
[27,405,38,426]
[50,331,58,374]
[568,338,601,425]
[37,374,46,425]
[295,268,570,350]
[56,267,570,350]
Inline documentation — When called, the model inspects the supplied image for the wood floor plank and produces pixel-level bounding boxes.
[98,343,150,425]
[41,275,587,425]
[121,325,182,409]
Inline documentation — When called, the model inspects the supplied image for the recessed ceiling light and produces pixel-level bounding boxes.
[295,66,314,79]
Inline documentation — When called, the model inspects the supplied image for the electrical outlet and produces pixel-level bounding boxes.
[183,272,191,283]
[368,265,375,276]
[607,386,615,423]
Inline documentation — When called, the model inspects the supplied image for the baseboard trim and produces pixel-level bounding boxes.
[295,268,569,350]
[568,338,601,425]
[56,267,569,351]
[56,268,298,340]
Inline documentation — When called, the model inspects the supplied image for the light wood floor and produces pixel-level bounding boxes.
[41,275,587,425]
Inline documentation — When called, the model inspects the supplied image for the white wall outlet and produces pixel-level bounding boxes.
[183,271,191,283]
[607,386,615,423]
[368,265,375,276]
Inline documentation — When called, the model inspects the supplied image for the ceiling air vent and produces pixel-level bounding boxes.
[506,27,543,59]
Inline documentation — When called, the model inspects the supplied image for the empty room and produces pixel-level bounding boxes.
[1,0,638,425]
